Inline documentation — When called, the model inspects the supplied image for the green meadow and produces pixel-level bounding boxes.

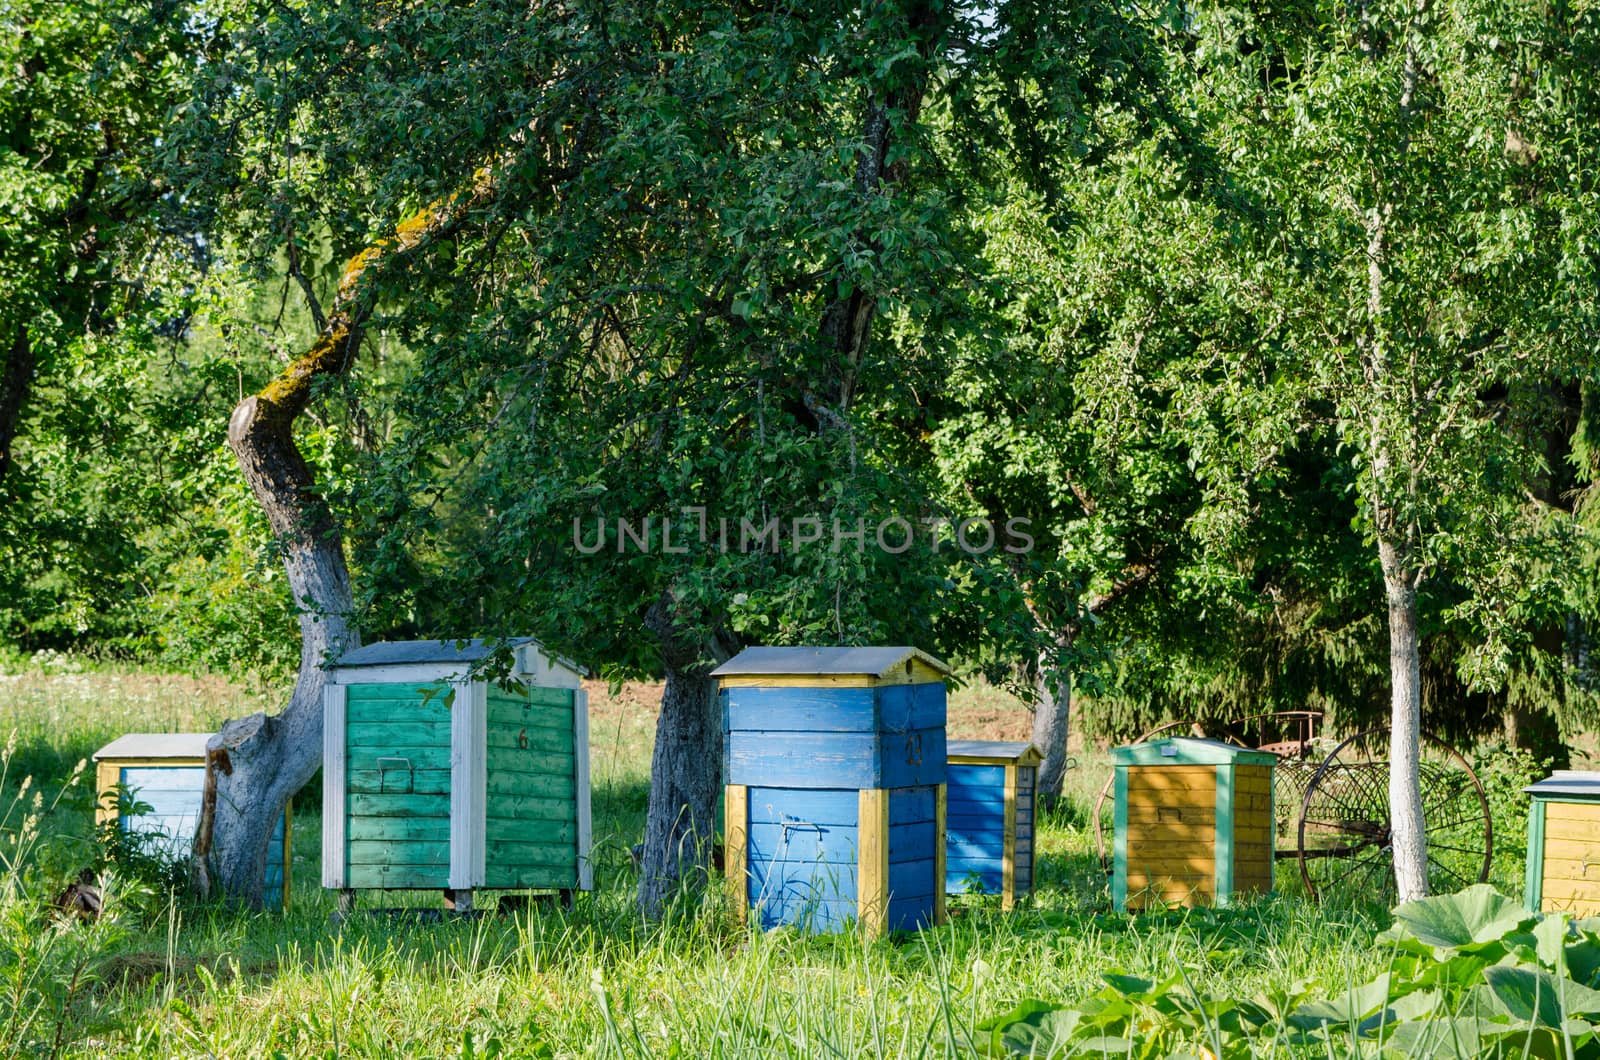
[0,664,1425,1058]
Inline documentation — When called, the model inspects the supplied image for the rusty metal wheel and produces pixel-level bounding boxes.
[1297,727,1492,902]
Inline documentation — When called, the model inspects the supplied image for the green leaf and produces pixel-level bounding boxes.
[1568,924,1600,987]
[1101,973,1154,997]
[1386,885,1533,951]
[976,999,1082,1057]
[1480,965,1600,1027]
[1287,973,1392,1032]
[1382,1015,1496,1058]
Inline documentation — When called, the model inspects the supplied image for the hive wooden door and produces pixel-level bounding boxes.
[341,682,453,889]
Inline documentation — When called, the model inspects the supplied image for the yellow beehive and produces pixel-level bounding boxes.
[1112,737,1275,911]
[1525,771,1600,916]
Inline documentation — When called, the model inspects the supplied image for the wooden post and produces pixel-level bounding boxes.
[1001,764,1018,912]
[724,784,748,923]
[1525,797,1547,913]
[95,761,120,830]
[934,783,947,926]
[858,788,890,937]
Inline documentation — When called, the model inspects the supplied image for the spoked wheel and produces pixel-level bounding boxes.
[1297,727,1491,903]
[1091,719,1256,873]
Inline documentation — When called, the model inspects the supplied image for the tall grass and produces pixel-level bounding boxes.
[0,668,1403,1057]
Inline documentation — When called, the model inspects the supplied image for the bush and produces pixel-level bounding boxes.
[978,887,1600,1058]
[1472,742,1551,893]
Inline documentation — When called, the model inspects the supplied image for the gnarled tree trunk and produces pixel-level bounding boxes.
[1030,642,1072,813]
[638,591,736,918]
[198,392,359,906]
[197,175,495,906]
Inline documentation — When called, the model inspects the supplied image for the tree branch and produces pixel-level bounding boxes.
[0,326,33,487]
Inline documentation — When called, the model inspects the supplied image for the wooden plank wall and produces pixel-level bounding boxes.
[1123,765,1216,909]
[1538,800,1600,915]
[884,785,940,932]
[1015,765,1035,896]
[945,764,1006,896]
[723,684,946,789]
[1232,764,1274,896]
[482,685,578,889]
[743,786,863,931]
[343,682,452,889]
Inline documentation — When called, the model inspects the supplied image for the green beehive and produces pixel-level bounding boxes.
[322,638,591,911]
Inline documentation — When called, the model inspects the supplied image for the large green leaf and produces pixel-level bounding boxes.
[1287,974,1393,1032]
[1386,886,1534,952]
[1480,965,1600,1027]
[1381,1016,1494,1058]
[976,999,1082,1058]
[1552,919,1600,988]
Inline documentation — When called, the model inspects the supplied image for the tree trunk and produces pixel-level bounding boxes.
[198,341,362,906]
[636,664,722,919]
[813,0,942,413]
[0,326,32,487]
[1030,644,1072,811]
[1504,702,1568,769]
[638,591,735,918]
[1024,562,1158,810]
[1380,537,1429,902]
[197,176,495,906]
[198,392,359,905]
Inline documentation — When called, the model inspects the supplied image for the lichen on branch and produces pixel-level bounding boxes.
[243,166,498,432]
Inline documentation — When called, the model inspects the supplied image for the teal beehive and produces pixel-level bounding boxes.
[322,638,592,911]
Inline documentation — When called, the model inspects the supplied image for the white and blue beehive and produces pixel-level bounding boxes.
[715,646,949,937]
[945,740,1041,910]
[322,638,592,911]
[94,733,290,908]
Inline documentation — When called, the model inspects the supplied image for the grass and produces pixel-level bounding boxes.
[0,665,1430,1057]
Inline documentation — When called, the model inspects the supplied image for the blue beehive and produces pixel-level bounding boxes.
[945,740,1041,910]
[94,733,291,908]
[715,646,950,937]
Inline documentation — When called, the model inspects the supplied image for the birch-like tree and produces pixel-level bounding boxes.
[1185,0,1600,898]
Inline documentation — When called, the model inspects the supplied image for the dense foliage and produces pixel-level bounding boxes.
[980,886,1600,1058]
[3,0,1599,751]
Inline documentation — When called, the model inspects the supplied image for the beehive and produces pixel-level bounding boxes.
[716,646,949,936]
[945,740,1041,910]
[94,733,290,908]
[322,638,591,910]
[1524,771,1600,916]
[1112,737,1275,911]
